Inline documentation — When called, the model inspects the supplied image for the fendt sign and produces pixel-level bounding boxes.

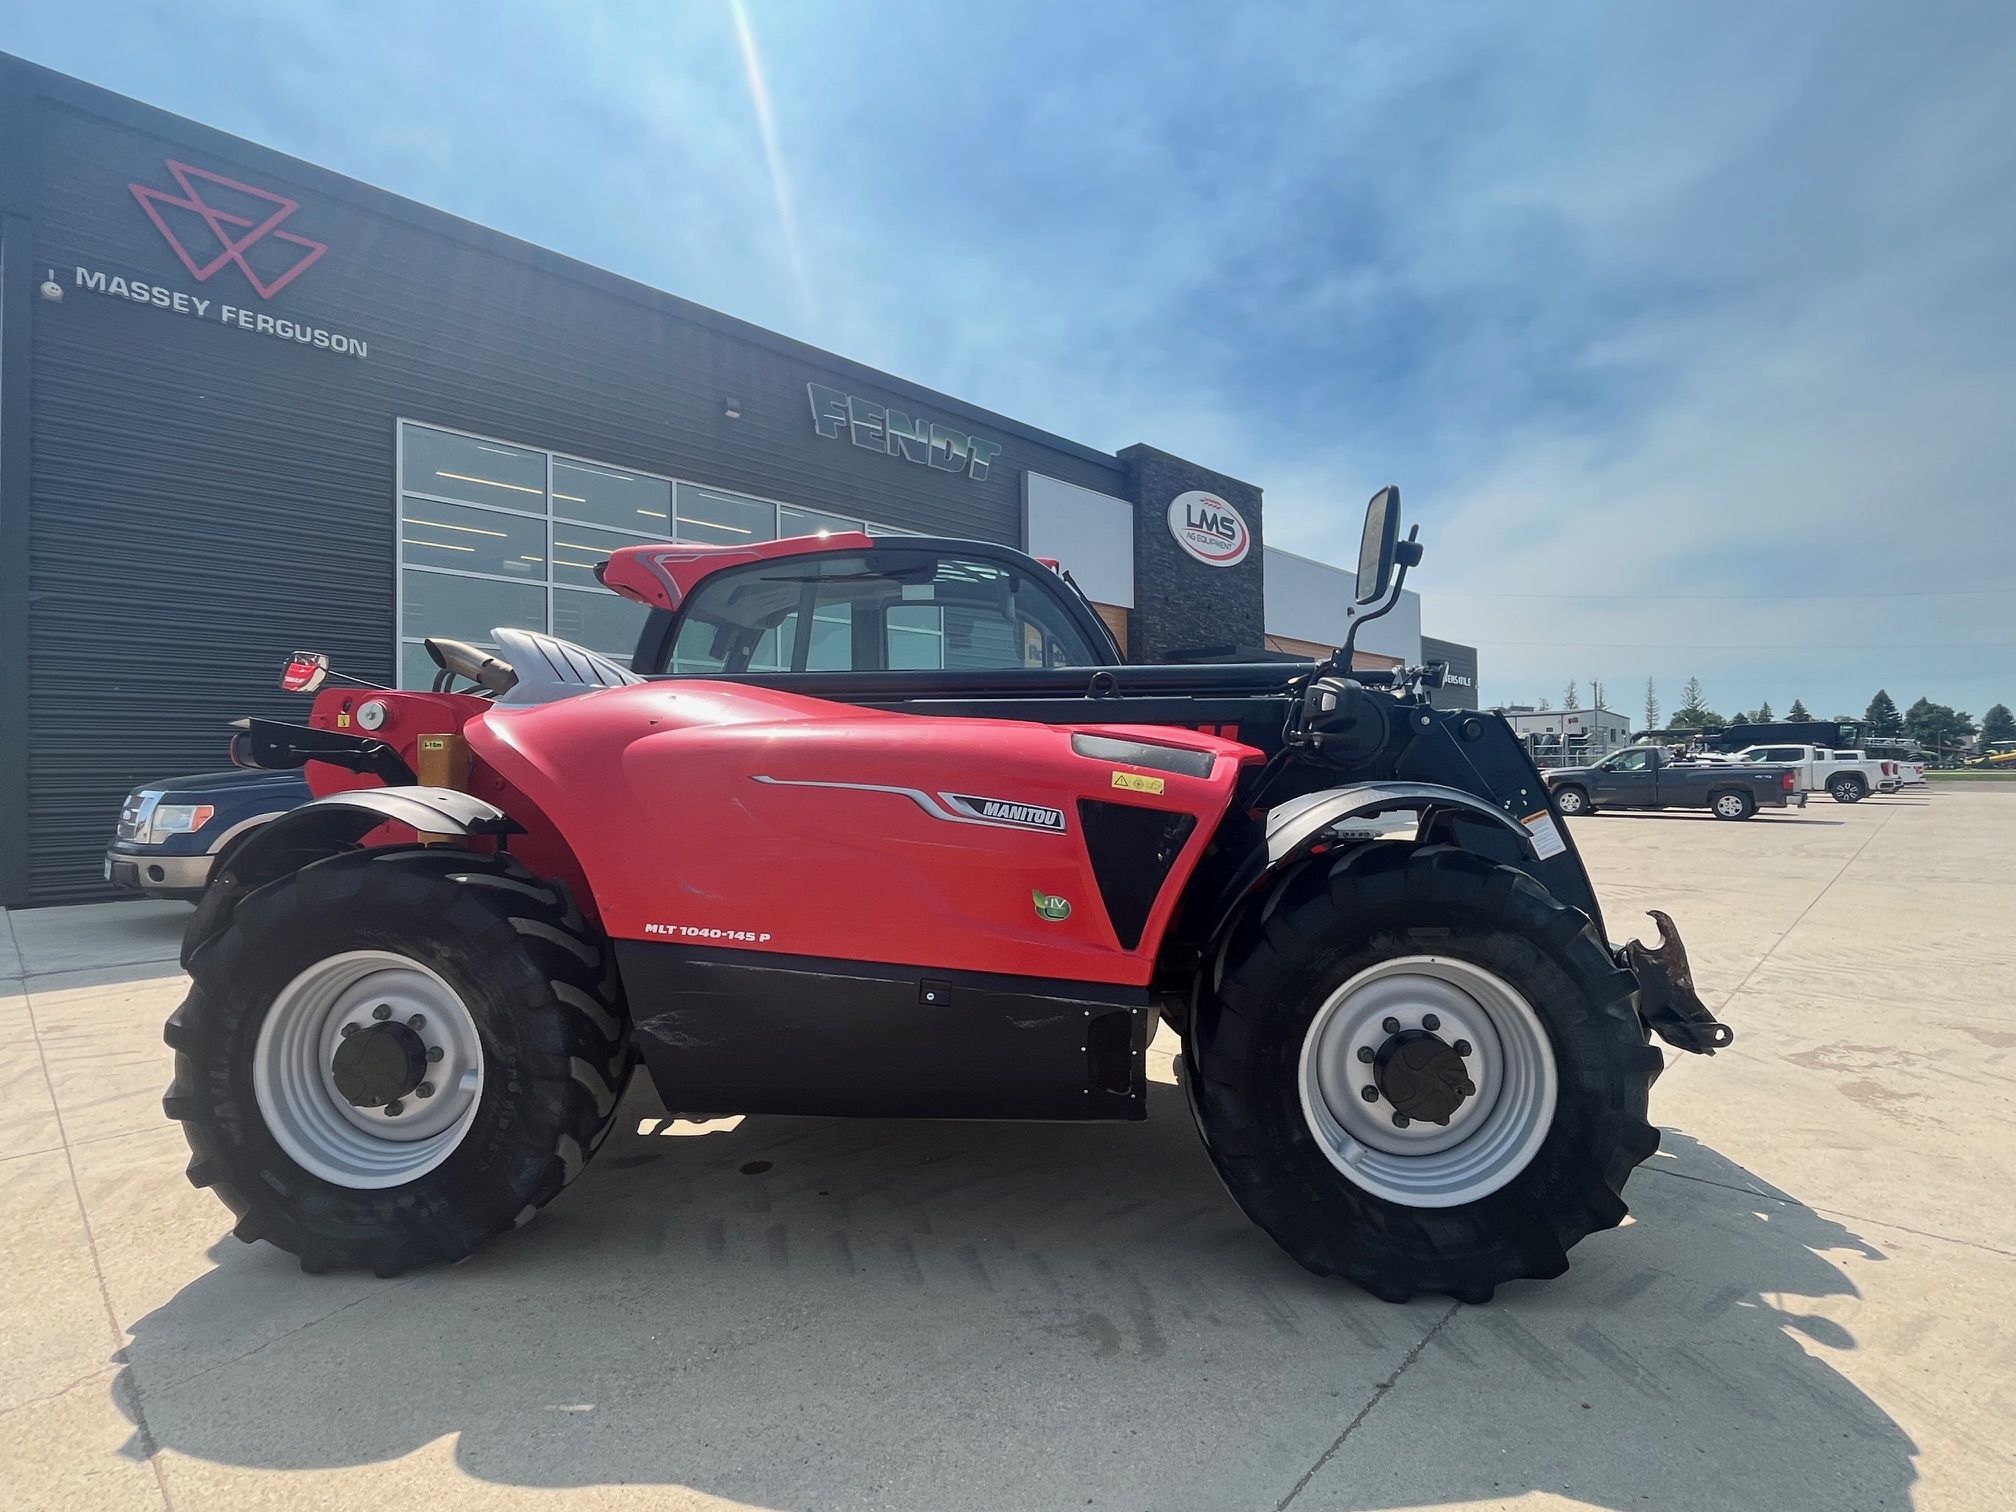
[808,383,1003,482]
[1166,490,1251,568]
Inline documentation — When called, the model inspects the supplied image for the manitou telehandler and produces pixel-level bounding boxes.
[166,488,1729,1301]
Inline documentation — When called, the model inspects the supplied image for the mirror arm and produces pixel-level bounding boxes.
[1332,527,1420,674]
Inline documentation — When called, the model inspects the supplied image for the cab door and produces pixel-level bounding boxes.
[1591,748,1657,806]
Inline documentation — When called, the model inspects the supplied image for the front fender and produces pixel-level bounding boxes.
[180,789,521,969]
[1200,781,1545,948]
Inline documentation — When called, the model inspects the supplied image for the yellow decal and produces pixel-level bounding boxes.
[1111,771,1165,795]
[335,713,351,728]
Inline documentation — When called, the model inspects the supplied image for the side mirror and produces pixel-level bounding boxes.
[1355,486,1401,605]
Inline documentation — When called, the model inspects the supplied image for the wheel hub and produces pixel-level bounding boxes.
[330,1019,429,1109]
[1373,1029,1476,1125]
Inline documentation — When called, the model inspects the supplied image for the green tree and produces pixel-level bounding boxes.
[1563,680,1580,710]
[1981,703,2015,746]
[1671,677,1721,729]
[1904,698,1976,752]
[1756,700,1773,722]
[1787,699,1811,721]
[1865,689,1903,737]
[1644,678,1660,731]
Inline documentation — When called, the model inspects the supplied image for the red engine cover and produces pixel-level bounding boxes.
[463,681,1253,986]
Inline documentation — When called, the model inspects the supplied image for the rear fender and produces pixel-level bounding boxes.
[180,788,521,969]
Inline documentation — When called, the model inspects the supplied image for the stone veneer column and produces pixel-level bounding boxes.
[1116,444,1266,663]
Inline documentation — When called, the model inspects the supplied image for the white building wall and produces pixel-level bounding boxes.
[1263,547,1420,662]
[1022,472,1134,608]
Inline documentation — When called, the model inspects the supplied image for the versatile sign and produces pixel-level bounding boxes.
[1166,490,1251,568]
[808,383,1003,482]
[129,160,328,300]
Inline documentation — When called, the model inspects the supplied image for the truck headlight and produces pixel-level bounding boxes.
[145,804,215,842]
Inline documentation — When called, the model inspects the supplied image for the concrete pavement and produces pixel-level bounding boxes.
[2,787,2010,1510]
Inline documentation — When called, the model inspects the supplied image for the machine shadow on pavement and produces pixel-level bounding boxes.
[114,1081,1917,1512]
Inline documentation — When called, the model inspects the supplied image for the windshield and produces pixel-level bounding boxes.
[658,549,1106,675]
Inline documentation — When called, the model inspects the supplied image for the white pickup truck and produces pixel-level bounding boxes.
[1731,744,1900,803]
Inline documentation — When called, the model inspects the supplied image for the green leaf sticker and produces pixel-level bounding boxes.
[1032,889,1072,922]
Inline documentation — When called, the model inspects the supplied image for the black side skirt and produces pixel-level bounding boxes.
[616,943,1153,1121]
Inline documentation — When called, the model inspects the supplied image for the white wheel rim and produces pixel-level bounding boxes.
[1298,956,1558,1208]
[1716,794,1744,817]
[253,950,485,1190]
[1558,791,1583,813]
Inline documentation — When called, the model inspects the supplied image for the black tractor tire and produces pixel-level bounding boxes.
[1551,785,1591,817]
[1710,789,1757,821]
[1828,774,1866,804]
[165,847,633,1276]
[1186,843,1661,1305]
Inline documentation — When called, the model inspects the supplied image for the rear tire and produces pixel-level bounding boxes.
[165,848,632,1276]
[1828,774,1866,804]
[1186,844,1661,1304]
[1710,790,1756,820]
[1552,786,1590,816]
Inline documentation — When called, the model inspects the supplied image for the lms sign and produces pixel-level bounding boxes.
[1166,490,1251,568]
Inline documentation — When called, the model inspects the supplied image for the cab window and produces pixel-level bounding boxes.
[1603,749,1653,772]
[663,549,1104,674]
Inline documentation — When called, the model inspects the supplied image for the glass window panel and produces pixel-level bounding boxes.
[676,484,776,545]
[552,458,673,532]
[400,497,547,579]
[400,424,546,512]
[779,504,864,538]
[805,602,853,670]
[549,521,664,589]
[401,568,545,645]
[400,640,442,692]
[866,521,924,536]
[551,586,651,660]
[887,604,945,669]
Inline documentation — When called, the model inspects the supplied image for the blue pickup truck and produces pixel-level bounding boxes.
[105,768,310,901]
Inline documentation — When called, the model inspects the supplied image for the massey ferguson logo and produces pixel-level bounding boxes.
[129,160,328,299]
[1166,490,1252,568]
[943,794,1068,832]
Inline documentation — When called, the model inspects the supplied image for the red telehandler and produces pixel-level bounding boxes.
[165,488,1728,1301]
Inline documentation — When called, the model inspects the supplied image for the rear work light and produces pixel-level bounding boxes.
[281,652,330,693]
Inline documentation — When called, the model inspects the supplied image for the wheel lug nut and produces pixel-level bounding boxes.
[384,1099,404,1116]
[372,1004,391,1021]
[1356,1045,1375,1064]
[1453,1039,1472,1056]
[1381,1017,1402,1035]
[416,1082,435,1099]
[1360,1085,1380,1103]
[1422,1014,1440,1032]
[409,1014,426,1030]
[341,1022,359,1037]
[426,1046,444,1063]
[1391,1113,1411,1129]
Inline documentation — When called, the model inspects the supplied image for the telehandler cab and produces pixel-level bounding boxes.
[166,487,1730,1302]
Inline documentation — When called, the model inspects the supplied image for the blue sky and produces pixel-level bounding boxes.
[7,1,2012,721]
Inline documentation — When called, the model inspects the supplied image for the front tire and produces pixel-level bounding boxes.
[1187,844,1661,1304]
[1828,775,1866,804]
[165,848,632,1275]
[1552,786,1590,816]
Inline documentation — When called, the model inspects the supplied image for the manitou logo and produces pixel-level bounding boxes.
[128,160,328,299]
[1166,490,1251,568]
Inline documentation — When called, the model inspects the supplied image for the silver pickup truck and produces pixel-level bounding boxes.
[1544,744,1803,820]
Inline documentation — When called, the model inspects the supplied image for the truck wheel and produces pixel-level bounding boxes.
[1187,844,1661,1304]
[164,848,632,1276]
[1828,774,1866,804]
[1710,790,1755,820]
[1552,786,1590,816]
